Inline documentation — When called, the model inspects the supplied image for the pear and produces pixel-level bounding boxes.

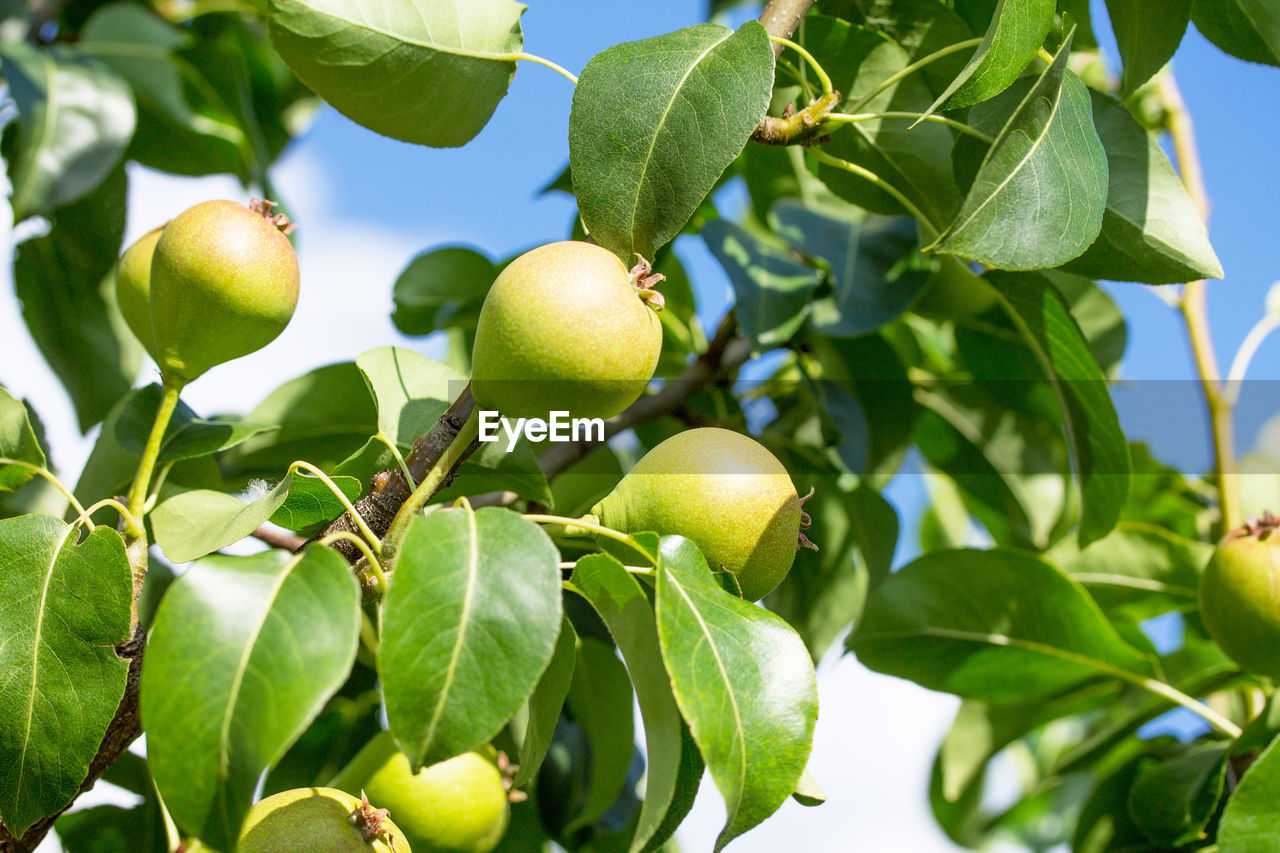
[1200,511,1280,678]
[239,787,410,852]
[115,225,165,360]
[470,241,663,419]
[593,427,812,601]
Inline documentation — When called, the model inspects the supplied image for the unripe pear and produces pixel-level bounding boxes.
[238,787,410,852]
[592,427,813,601]
[1199,511,1280,679]
[150,199,299,385]
[470,241,663,419]
[331,732,509,853]
[115,225,165,360]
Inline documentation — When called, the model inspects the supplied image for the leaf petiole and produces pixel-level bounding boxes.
[808,149,941,238]
[0,458,86,519]
[291,461,383,550]
[125,378,184,536]
[524,514,658,565]
[844,37,983,116]
[513,52,579,85]
[769,35,833,96]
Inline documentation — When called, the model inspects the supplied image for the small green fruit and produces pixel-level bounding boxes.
[238,787,410,852]
[150,199,300,384]
[115,225,165,360]
[470,241,663,419]
[1200,511,1280,679]
[592,427,812,601]
[331,732,509,853]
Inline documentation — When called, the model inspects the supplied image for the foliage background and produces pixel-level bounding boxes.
[1,0,1278,850]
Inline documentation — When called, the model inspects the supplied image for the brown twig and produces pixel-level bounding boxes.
[251,525,306,551]
[751,90,841,146]
[758,0,816,55]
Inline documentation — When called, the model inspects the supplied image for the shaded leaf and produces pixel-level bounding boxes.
[924,0,1054,113]
[563,637,634,835]
[1127,741,1227,845]
[265,0,525,146]
[569,21,774,260]
[142,547,360,850]
[115,383,276,464]
[1106,0,1192,97]
[0,387,47,491]
[1192,0,1280,67]
[381,506,562,767]
[515,617,577,788]
[356,347,463,450]
[268,474,363,536]
[0,517,132,836]
[392,246,498,336]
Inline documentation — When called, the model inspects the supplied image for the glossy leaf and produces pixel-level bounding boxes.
[115,383,277,464]
[701,219,819,349]
[0,517,132,837]
[381,506,562,768]
[1127,741,1227,845]
[571,553,689,851]
[0,42,135,220]
[1106,0,1192,97]
[515,617,577,789]
[931,33,1108,270]
[1192,0,1280,67]
[1220,733,1280,849]
[392,246,498,336]
[142,547,360,850]
[0,387,47,491]
[849,548,1153,702]
[825,0,975,94]
[1063,91,1222,283]
[13,166,139,432]
[655,536,817,850]
[268,474,363,535]
[992,270,1131,545]
[772,201,930,337]
[563,637,635,835]
[265,0,525,146]
[924,0,1054,113]
[569,21,774,260]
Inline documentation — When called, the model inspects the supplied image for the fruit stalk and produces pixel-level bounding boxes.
[125,378,184,534]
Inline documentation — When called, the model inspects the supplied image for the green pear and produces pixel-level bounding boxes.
[470,241,663,419]
[238,787,410,852]
[331,732,509,853]
[1200,511,1280,678]
[115,225,165,360]
[592,427,811,601]
[150,199,299,385]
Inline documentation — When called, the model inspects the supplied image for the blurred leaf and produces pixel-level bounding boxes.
[826,0,974,93]
[1073,744,1163,853]
[1124,442,1209,538]
[0,386,47,491]
[655,536,817,851]
[701,219,819,349]
[0,517,132,837]
[265,0,524,146]
[773,201,930,336]
[0,42,135,220]
[55,802,166,853]
[13,166,140,432]
[563,636,635,835]
[569,21,774,261]
[1044,271,1128,376]
[1063,91,1221,283]
[515,616,577,789]
[924,0,1053,114]
[381,506,562,767]
[392,246,498,336]
[1127,741,1227,845]
[1106,0,1192,97]
[931,33,1107,270]
[850,547,1153,701]
[115,383,276,464]
[142,547,360,850]
[1191,0,1280,66]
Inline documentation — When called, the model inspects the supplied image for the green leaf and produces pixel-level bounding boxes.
[849,548,1153,702]
[571,553,689,851]
[380,506,562,768]
[0,387,47,491]
[924,0,1054,113]
[1044,271,1128,377]
[264,0,525,146]
[392,246,498,336]
[115,383,277,465]
[439,437,554,508]
[1127,741,1227,845]
[563,636,635,835]
[930,32,1108,270]
[13,165,140,432]
[268,474,363,536]
[514,617,577,789]
[55,803,166,853]
[1221,734,1280,849]
[827,0,975,94]
[655,536,817,851]
[0,42,135,220]
[569,21,774,261]
[142,547,360,850]
[0,517,132,836]
[1192,0,1280,66]
[806,14,962,224]
[151,476,293,563]
[1106,0,1192,97]
[772,201,931,336]
[356,346,463,450]
[79,2,247,179]
[1062,91,1222,283]
[701,220,819,349]
[992,270,1131,545]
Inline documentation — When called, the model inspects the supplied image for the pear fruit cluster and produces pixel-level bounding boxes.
[116,199,300,387]
[1199,511,1280,679]
[470,241,663,420]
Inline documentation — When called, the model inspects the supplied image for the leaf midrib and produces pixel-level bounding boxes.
[421,506,480,753]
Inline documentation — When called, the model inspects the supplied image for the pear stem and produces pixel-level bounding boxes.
[125,378,184,537]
